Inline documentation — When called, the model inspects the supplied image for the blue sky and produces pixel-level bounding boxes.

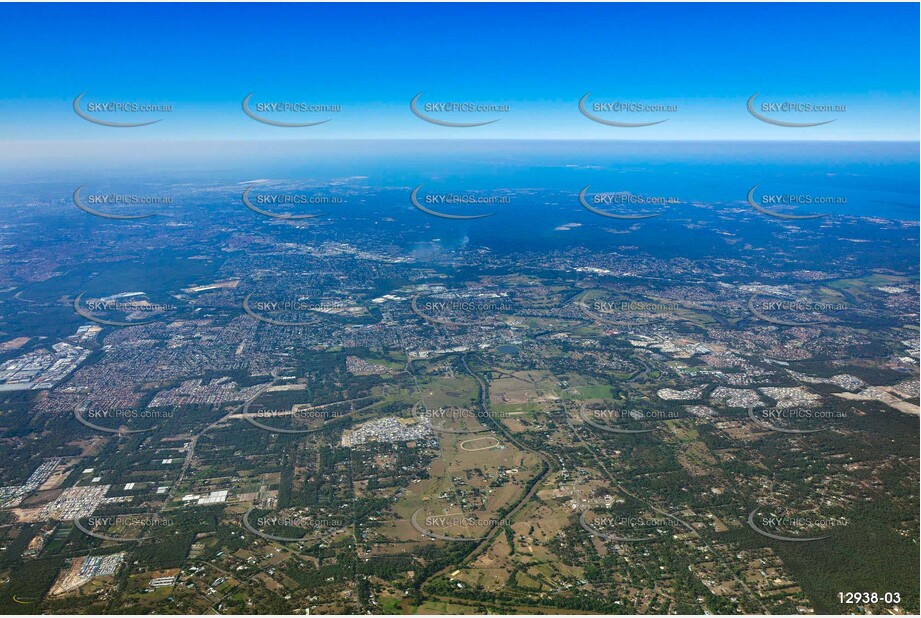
[1,2,918,143]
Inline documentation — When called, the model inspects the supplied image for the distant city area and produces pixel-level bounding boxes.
[0,161,917,615]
